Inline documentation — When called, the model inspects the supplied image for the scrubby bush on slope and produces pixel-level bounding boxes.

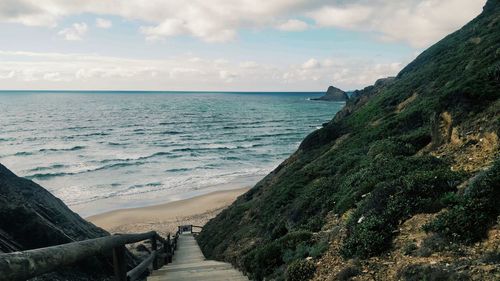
[424,160,500,244]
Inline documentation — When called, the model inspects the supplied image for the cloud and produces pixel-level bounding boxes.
[219,70,238,82]
[302,58,320,69]
[240,61,260,69]
[0,70,15,79]
[275,19,309,31]
[43,72,64,81]
[307,0,486,47]
[140,17,238,43]
[0,0,60,26]
[308,5,373,29]
[0,49,407,91]
[284,57,403,89]
[0,0,486,46]
[95,18,112,29]
[58,22,88,41]
[140,18,185,41]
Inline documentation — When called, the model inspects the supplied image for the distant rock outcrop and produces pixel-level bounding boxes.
[312,86,348,101]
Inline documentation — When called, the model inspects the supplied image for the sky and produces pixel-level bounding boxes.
[0,0,487,91]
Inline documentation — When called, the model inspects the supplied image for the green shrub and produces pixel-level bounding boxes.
[285,260,315,281]
[484,62,500,85]
[243,243,283,280]
[278,231,313,249]
[271,221,289,239]
[397,129,432,151]
[424,198,495,244]
[416,234,448,257]
[341,166,459,258]
[303,216,324,232]
[424,160,499,244]
[439,192,461,206]
[480,250,500,264]
[242,231,314,280]
[367,139,415,157]
[402,242,418,256]
[309,240,329,258]
[341,214,391,258]
[283,239,329,263]
[283,242,310,263]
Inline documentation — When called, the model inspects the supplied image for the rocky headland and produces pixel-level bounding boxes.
[311,86,349,101]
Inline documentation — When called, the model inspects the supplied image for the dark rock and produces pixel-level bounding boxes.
[0,163,126,280]
[311,86,348,101]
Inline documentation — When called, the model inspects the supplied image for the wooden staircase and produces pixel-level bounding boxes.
[0,225,247,281]
[148,234,248,281]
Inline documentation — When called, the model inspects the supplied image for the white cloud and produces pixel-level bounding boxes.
[307,0,486,47]
[283,57,403,89]
[0,0,486,46]
[0,0,60,27]
[308,5,372,29]
[302,58,320,69]
[0,70,15,79]
[140,18,185,41]
[0,50,406,91]
[240,61,260,69]
[95,18,112,28]
[58,22,88,41]
[276,19,309,31]
[43,72,64,81]
[219,70,238,82]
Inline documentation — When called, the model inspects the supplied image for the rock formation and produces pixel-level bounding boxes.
[311,86,348,101]
[0,163,117,280]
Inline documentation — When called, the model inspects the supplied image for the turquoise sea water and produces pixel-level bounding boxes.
[0,91,343,216]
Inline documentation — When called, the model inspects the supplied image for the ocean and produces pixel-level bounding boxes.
[0,91,344,216]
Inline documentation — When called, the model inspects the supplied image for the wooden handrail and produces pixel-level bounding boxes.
[0,230,180,281]
[178,224,203,234]
[192,225,203,233]
[127,250,158,281]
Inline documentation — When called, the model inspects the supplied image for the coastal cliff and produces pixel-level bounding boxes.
[0,164,120,280]
[198,1,500,280]
[311,86,348,101]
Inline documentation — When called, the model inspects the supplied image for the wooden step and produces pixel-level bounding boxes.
[147,233,248,281]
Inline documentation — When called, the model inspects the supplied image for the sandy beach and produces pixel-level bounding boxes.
[87,187,250,236]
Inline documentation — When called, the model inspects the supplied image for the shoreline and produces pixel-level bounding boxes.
[87,187,250,235]
[71,174,264,217]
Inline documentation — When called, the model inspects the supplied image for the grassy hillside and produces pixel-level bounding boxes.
[198,1,500,280]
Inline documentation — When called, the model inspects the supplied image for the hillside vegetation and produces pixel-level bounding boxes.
[198,1,500,280]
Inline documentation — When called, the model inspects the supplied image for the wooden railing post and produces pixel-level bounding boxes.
[166,234,173,263]
[151,236,159,270]
[112,245,127,281]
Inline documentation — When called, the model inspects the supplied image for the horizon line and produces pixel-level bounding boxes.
[0,89,330,93]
